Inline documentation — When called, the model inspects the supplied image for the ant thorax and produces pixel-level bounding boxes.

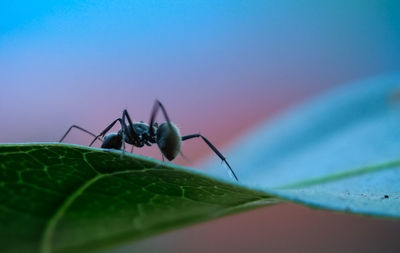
[118,122,157,147]
[132,122,152,137]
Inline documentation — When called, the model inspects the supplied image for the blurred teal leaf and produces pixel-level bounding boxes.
[208,72,400,218]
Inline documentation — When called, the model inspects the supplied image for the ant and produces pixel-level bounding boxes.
[59,100,238,181]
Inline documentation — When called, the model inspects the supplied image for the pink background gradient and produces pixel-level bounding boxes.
[1,1,400,252]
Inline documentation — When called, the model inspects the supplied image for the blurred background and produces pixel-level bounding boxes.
[1,0,400,252]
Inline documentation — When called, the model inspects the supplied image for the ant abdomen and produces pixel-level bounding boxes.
[101,133,122,149]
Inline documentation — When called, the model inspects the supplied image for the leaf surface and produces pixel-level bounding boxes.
[3,73,400,253]
[0,144,277,253]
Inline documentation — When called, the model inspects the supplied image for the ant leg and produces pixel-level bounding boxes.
[120,138,126,158]
[179,151,190,162]
[154,154,165,169]
[122,109,140,144]
[149,100,172,136]
[59,125,103,144]
[182,134,239,182]
[119,109,143,157]
[89,118,122,147]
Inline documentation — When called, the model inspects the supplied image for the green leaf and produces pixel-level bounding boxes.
[3,74,400,253]
[207,72,400,218]
[0,143,278,253]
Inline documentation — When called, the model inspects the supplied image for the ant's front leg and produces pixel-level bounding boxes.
[182,134,239,181]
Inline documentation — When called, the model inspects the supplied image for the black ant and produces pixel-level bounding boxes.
[59,100,238,181]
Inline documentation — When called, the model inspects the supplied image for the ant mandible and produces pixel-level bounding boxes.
[59,100,239,181]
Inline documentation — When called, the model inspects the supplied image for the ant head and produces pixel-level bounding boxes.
[156,122,181,161]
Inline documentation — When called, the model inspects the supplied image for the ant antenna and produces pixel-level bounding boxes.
[149,100,172,136]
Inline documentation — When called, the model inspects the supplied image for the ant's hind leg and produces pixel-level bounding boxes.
[89,118,122,147]
[181,134,239,182]
[59,125,103,144]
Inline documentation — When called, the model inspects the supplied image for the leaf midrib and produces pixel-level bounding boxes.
[40,169,146,253]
